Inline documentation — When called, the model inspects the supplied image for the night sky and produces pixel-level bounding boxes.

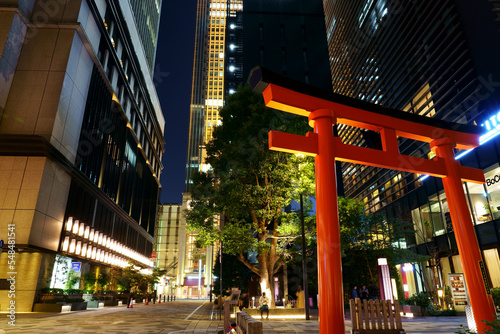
[155,1,197,204]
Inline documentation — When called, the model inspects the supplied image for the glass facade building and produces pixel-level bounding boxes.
[0,0,164,311]
[180,0,243,299]
[323,0,500,300]
[185,0,243,191]
[155,204,182,296]
[181,0,332,299]
[130,0,162,72]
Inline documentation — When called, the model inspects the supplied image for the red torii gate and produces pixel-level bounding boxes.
[249,67,496,334]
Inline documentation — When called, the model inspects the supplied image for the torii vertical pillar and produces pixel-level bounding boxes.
[432,138,496,334]
[310,109,344,333]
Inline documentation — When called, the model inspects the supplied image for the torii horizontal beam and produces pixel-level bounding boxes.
[250,66,482,150]
[268,130,484,183]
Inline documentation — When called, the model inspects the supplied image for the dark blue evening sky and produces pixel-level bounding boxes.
[155,1,197,204]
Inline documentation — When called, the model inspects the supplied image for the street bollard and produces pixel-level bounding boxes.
[158,294,161,303]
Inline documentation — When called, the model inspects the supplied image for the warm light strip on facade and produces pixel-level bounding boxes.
[62,237,69,252]
[75,241,82,255]
[66,217,73,232]
[72,220,79,234]
[69,239,76,253]
[62,218,154,267]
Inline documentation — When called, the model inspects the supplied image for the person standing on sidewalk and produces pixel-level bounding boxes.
[296,286,305,308]
[351,285,358,299]
[259,292,269,319]
[360,285,369,300]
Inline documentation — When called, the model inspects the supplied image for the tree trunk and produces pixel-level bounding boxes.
[259,265,275,308]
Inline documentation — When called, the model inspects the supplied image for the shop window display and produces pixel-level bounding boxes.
[466,181,491,223]
[440,257,452,287]
[452,255,464,273]
[483,249,500,287]
[412,207,432,245]
[428,197,445,236]
[483,165,500,221]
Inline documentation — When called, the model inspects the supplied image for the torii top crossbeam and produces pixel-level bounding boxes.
[249,66,484,183]
[248,66,496,334]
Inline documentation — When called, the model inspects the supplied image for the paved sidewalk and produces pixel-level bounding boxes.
[259,316,468,334]
[0,300,471,334]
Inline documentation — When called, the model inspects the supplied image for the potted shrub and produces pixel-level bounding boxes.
[404,292,432,316]
[87,297,100,309]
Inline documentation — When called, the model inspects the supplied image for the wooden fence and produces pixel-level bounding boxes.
[350,298,405,334]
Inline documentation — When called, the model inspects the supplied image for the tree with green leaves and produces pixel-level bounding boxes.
[147,267,167,292]
[338,196,416,296]
[187,85,315,307]
[212,254,255,296]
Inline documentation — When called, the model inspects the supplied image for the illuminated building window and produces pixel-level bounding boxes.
[403,83,435,118]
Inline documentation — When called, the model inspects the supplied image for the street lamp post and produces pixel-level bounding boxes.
[300,193,310,320]
[437,289,444,310]
[198,259,202,299]
[219,242,223,319]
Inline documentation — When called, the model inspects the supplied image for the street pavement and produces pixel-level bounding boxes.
[0,299,470,334]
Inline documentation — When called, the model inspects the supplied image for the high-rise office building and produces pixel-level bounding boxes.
[179,0,243,299]
[179,0,332,298]
[323,0,500,299]
[226,0,332,94]
[185,0,243,189]
[0,0,164,311]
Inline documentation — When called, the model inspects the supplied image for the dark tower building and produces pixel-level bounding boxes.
[226,0,332,94]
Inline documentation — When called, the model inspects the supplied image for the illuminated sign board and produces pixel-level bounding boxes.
[71,262,81,272]
[480,111,500,144]
[448,273,468,306]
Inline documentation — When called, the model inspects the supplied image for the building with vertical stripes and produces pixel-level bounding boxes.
[323,0,500,303]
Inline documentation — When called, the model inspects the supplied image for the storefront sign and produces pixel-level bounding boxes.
[486,174,500,187]
[448,273,469,306]
[481,111,500,141]
[479,261,491,295]
[71,262,81,272]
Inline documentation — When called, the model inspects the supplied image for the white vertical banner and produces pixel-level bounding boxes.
[378,258,393,302]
